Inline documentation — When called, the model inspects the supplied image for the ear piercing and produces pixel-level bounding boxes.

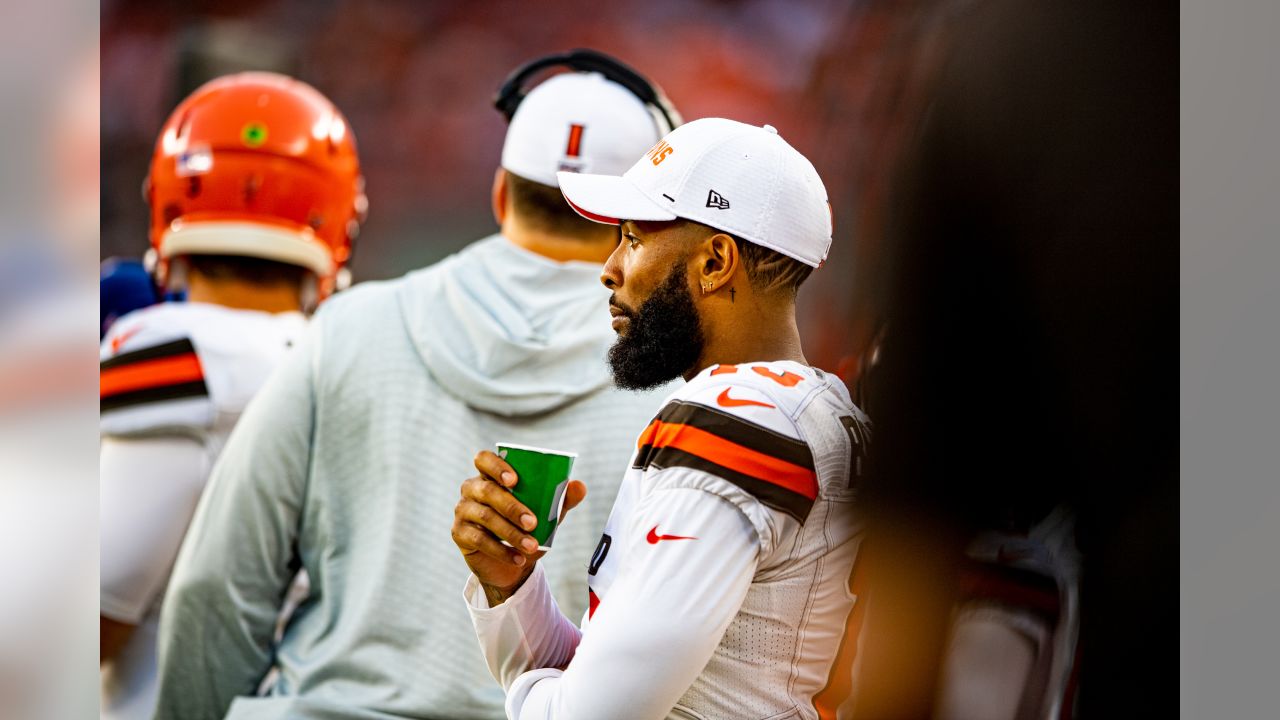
[702,281,713,294]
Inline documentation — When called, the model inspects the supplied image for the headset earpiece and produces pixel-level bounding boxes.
[493,49,680,135]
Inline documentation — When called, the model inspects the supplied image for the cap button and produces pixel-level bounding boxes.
[762,124,778,134]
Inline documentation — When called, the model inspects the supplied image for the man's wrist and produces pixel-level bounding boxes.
[482,582,515,607]
[481,566,535,607]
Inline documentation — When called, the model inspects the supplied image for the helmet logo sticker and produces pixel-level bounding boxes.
[175,145,212,177]
[241,122,268,148]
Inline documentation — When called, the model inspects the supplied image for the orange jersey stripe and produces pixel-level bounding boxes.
[637,419,660,449]
[100,353,204,398]
[641,420,818,500]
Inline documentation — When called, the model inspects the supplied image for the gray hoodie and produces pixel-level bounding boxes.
[155,235,675,720]
[406,234,620,416]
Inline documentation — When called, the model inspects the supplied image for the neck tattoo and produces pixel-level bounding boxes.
[730,287,736,303]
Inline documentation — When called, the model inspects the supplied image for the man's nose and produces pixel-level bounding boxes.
[600,252,622,289]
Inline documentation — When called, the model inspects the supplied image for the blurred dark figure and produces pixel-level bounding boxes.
[847,1,1176,718]
[99,258,158,339]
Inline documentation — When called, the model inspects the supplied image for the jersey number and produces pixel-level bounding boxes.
[588,533,612,576]
[839,415,870,488]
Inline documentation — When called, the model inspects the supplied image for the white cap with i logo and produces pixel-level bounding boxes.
[557,117,833,268]
[501,72,664,187]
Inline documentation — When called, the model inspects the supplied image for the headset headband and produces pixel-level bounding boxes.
[494,48,681,135]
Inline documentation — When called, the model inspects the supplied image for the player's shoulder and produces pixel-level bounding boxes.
[100,304,213,435]
[105,300,302,348]
[638,361,839,524]
[100,302,306,436]
[668,360,837,433]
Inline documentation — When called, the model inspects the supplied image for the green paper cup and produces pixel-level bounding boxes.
[495,442,577,550]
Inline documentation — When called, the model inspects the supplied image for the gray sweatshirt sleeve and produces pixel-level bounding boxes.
[153,324,319,720]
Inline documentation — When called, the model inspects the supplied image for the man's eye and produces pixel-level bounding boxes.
[625,234,640,249]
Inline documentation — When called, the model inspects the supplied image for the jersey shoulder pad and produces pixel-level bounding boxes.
[100,304,214,435]
[634,363,821,524]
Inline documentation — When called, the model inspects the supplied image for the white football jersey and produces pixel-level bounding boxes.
[99,301,305,720]
[468,360,871,720]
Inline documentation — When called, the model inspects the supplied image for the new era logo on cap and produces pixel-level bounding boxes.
[556,118,833,267]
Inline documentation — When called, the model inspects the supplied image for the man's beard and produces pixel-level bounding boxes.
[608,264,705,391]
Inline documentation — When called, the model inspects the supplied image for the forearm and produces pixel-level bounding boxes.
[100,435,208,664]
[504,489,759,720]
[466,563,583,689]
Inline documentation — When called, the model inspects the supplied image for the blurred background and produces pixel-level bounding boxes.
[101,0,959,378]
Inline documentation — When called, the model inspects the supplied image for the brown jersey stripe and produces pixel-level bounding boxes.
[101,337,197,370]
[101,337,209,412]
[648,400,815,470]
[643,446,815,523]
[100,380,210,413]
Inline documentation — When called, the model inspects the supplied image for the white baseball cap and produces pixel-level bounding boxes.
[501,72,665,187]
[557,118,832,268]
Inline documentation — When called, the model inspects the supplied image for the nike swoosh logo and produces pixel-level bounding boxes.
[646,525,697,544]
[716,387,775,409]
[110,326,142,355]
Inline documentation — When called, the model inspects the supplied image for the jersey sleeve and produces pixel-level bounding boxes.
[99,434,209,623]
[100,316,214,436]
[464,562,583,689]
[632,380,819,556]
[503,486,759,720]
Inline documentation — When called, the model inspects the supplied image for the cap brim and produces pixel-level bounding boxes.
[557,171,677,226]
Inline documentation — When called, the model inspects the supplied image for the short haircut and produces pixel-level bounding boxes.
[506,170,614,240]
[185,254,310,287]
[683,221,813,295]
[736,238,814,295]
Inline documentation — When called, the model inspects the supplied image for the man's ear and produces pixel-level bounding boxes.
[699,231,740,293]
[491,168,508,226]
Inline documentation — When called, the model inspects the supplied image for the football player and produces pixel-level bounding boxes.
[98,72,365,720]
[455,118,872,719]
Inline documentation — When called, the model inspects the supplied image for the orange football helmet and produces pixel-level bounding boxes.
[146,72,366,301]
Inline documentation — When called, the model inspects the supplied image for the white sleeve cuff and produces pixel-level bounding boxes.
[506,667,564,720]
[463,560,550,613]
[463,563,581,690]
